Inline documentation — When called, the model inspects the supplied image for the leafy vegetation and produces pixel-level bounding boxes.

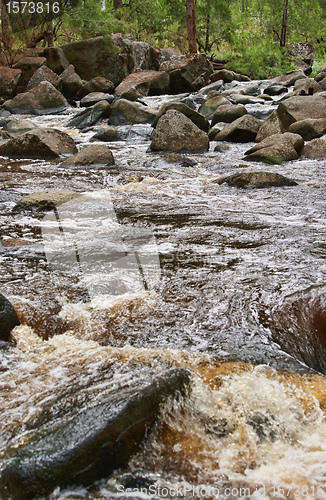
[1,0,326,79]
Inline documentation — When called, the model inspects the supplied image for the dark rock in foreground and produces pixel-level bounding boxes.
[0,368,192,500]
[218,171,298,188]
[0,293,20,341]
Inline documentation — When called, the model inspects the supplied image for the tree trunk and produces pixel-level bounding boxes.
[205,13,210,53]
[186,0,197,54]
[280,0,289,47]
[0,0,12,53]
[114,0,123,9]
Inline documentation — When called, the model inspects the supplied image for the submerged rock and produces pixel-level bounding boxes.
[218,171,298,188]
[0,293,20,341]
[0,367,192,500]
[0,128,77,159]
[151,110,209,152]
[60,144,115,167]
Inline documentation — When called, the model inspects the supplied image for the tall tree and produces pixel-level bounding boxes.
[186,0,197,53]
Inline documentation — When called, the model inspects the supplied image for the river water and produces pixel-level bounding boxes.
[1,82,326,499]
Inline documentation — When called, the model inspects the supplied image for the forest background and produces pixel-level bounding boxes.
[1,0,326,80]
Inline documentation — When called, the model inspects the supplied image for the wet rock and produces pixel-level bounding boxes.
[67,100,111,130]
[211,104,247,126]
[77,77,115,98]
[110,98,156,126]
[43,46,70,75]
[244,132,304,163]
[198,80,224,94]
[264,84,288,96]
[0,293,20,341]
[152,101,209,132]
[58,64,83,99]
[164,152,197,167]
[300,138,326,158]
[226,94,265,105]
[80,92,114,107]
[151,110,209,152]
[1,117,37,134]
[288,118,326,141]
[0,66,22,99]
[0,368,192,500]
[214,142,230,152]
[115,70,170,99]
[60,144,115,167]
[270,69,306,87]
[26,65,60,91]
[160,53,213,93]
[277,94,326,130]
[3,81,68,115]
[218,171,298,188]
[255,110,284,142]
[13,56,47,93]
[213,115,263,142]
[212,69,250,83]
[13,189,81,213]
[198,94,230,120]
[90,126,118,142]
[0,128,77,159]
[60,36,132,85]
[208,124,222,140]
[314,63,326,82]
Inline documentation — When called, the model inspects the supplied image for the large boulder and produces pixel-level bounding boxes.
[111,33,161,71]
[13,189,81,213]
[3,81,68,115]
[288,118,326,141]
[115,70,170,99]
[300,138,326,158]
[60,144,115,166]
[211,69,250,83]
[67,100,111,130]
[0,66,22,99]
[0,293,20,341]
[60,36,133,85]
[77,77,115,99]
[150,109,209,152]
[0,128,77,159]
[218,171,298,188]
[287,43,315,74]
[26,65,60,91]
[0,368,192,500]
[270,69,307,87]
[244,132,304,164]
[43,47,70,75]
[160,54,213,93]
[211,104,247,126]
[58,64,83,99]
[213,115,263,142]
[12,56,47,93]
[277,94,326,130]
[110,98,156,126]
[198,94,230,120]
[256,110,284,142]
[292,77,322,95]
[152,101,209,132]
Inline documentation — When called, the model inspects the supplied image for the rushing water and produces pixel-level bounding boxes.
[1,82,326,499]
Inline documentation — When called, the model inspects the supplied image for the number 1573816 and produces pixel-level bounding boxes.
[7,2,60,14]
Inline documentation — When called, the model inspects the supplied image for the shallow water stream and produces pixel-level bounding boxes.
[1,83,326,499]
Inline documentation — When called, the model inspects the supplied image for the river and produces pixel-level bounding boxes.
[1,81,326,499]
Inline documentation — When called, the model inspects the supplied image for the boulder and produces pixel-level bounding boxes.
[287,42,315,69]
[264,84,288,96]
[77,77,115,98]
[218,171,298,188]
[244,132,304,163]
[288,118,326,141]
[211,69,250,83]
[270,70,307,87]
[150,109,209,152]
[0,128,77,159]
[43,47,70,75]
[152,101,209,132]
[115,70,170,99]
[90,126,118,142]
[13,189,81,213]
[80,92,114,107]
[111,33,161,72]
[159,47,183,64]
[12,56,47,93]
[213,115,263,142]
[67,100,111,130]
[318,77,326,91]
[0,293,20,341]
[0,66,22,99]
[256,110,284,142]
[90,125,153,143]
[198,80,224,94]
[58,64,83,99]
[160,54,213,93]
[0,130,12,140]
[300,138,326,158]
[1,117,37,134]
[60,36,133,85]
[211,104,247,126]
[292,78,321,95]
[60,144,115,166]
[0,368,192,500]
[110,99,156,126]
[26,65,60,91]
[277,94,326,130]
[3,81,68,115]
[198,94,230,120]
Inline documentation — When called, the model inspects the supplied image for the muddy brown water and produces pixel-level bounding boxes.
[1,85,326,499]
